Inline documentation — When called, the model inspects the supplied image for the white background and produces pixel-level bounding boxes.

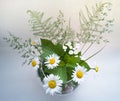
[0,0,120,101]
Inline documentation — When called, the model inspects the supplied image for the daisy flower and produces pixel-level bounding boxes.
[31,57,40,69]
[31,39,41,46]
[31,40,37,46]
[31,41,36,46]
[91,62,99,72]
[72,64,87,84]
[95,66,99,72]
[43,74,63,96]
[45,54,60,69]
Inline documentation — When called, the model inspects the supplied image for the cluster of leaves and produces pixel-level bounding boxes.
[38,39,91,83]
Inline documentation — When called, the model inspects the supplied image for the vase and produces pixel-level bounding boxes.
[37,67,79,95]
[59,79,79,95]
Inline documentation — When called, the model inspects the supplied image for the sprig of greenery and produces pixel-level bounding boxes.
[78,2,113,44]
[27,10,75,44]
[77,2,114,57]
[40,39,91,83]
[3,32,40,65]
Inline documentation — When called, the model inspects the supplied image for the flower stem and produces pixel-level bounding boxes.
[84,45,106,61]
[81,42,93,56]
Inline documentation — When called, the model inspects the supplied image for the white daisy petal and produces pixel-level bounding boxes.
[72,64,87,84]
[43,74,63,96]
[31,57,40,69]
[44,53,60,69]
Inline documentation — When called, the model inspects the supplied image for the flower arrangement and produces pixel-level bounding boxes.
[4,2,113,96]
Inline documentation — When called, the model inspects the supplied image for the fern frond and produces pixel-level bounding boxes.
[78,2,112,44]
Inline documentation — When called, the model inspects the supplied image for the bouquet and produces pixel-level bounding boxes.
[4,2,113,96]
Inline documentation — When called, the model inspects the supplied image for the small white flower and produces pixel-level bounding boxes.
[73,43,80,54]
[43,74,63,96]
[31,57,40,69]
[31,40,38,46]
[45,54,60,69]
[69,45,73,49]
[66,42,71,46]
[63,45,67,51]
[73,50,79,54]
[72,64,87,84]
[68,50,74,55]
[66,42,73,49]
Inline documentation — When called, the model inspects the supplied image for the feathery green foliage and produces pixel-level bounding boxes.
[78,2,113,44]
[4,2,114,64]
[4,32,41,65]
[27,10,75,44]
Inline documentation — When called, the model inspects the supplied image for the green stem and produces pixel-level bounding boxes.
[82,42,93,56]
[84,45,106,61]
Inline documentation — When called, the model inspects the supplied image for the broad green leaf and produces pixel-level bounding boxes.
[66,66,74,81]
[59,60,65,67]
[63,54,80,65]
[40,38,64,60]
[65,63,76,68]
[41,38,55,51]
[40,39,55,60]
[44,66,67,83]
[53,43,64,56]
[79,60,91,71]
[40,48,54,61]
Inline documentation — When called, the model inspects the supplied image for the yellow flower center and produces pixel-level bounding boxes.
[31,41,36,45]
[32,60,37,67]
[48,80,56,89]
[76,70,84,78]
[49,58,56,64]
[95,66,99,72]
